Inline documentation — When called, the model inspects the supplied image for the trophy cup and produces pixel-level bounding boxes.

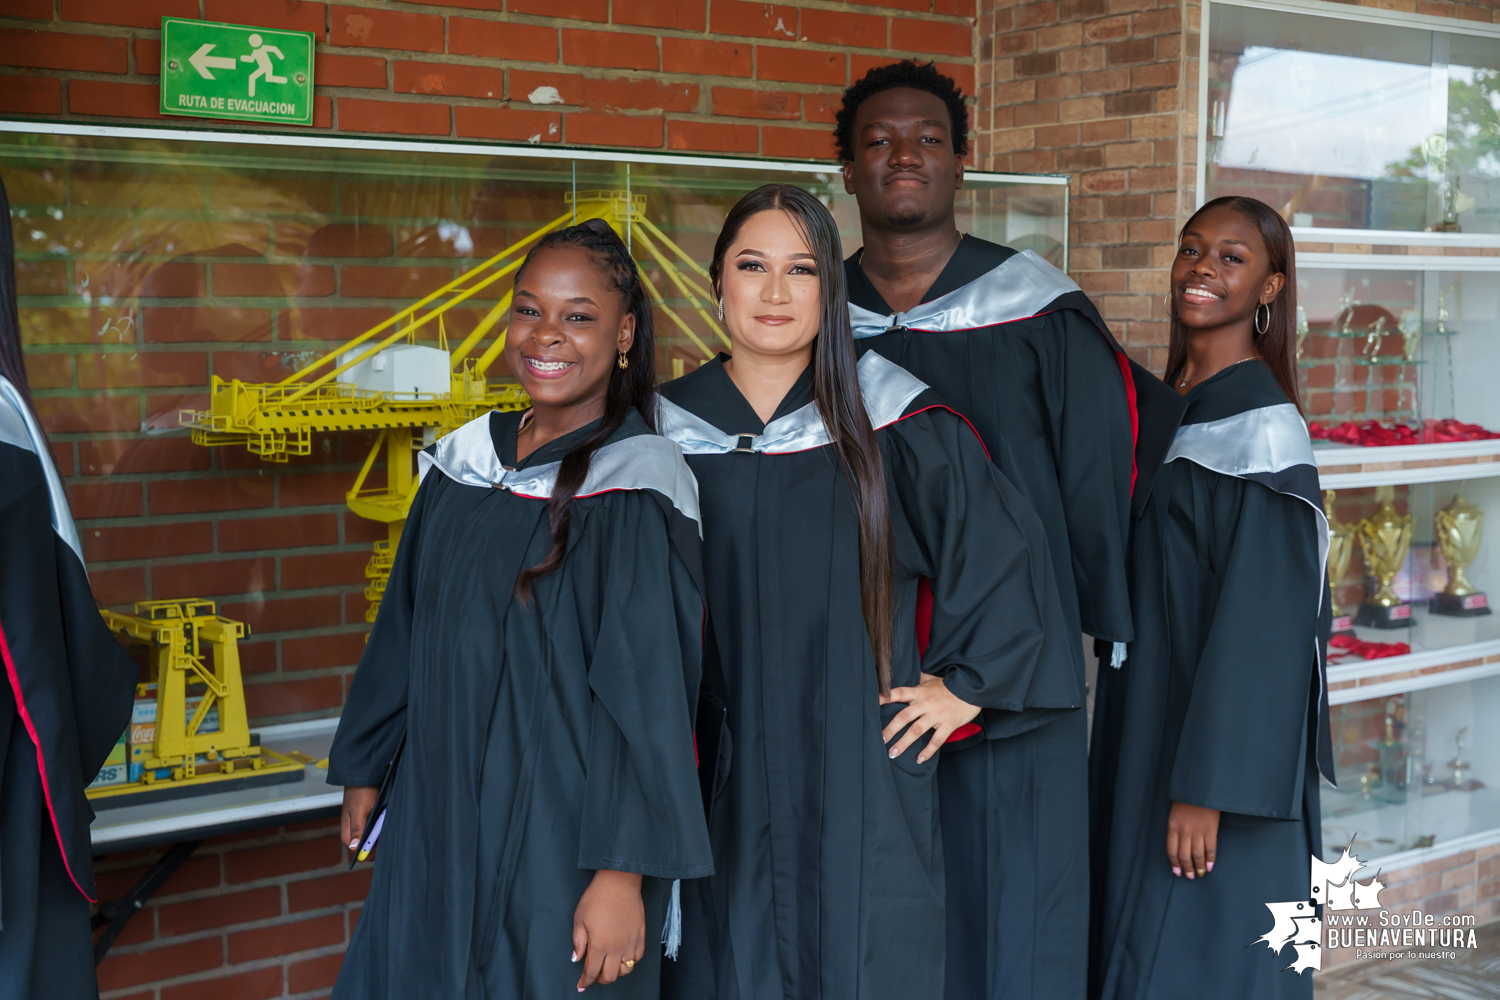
[1325,490,1357,634]
[1336,289,1358,336]
[1447,726,1480,791]
[1400,310,1422,364]
[1430,492,1491,617]
[1363,315,1387,359]
[1377,699,1406,791]
[1356,486,1415,628]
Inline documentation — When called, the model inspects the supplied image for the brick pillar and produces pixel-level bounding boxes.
[977,0,1200,373]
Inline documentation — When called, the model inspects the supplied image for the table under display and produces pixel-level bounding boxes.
[87,718,342,963]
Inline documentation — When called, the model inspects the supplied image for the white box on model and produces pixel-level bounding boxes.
[337,344,450,398]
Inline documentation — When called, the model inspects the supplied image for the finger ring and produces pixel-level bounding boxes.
[623,959,635,968]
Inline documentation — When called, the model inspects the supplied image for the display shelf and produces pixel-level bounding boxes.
[1297,253,1500,273]
[1321,779,1499,864]
[1323,669,1498,868]
[1326,606,1500,702]
[89,717,341,854]
[1315,440,1500,489]
[1290,226,1500,251]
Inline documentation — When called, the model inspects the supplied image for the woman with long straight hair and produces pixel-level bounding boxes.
[1089,197,1333,1000]
[658,184,1072,999]
[329,219,712,998]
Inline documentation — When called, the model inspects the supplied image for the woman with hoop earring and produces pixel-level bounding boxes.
[1088,197,1334,1000]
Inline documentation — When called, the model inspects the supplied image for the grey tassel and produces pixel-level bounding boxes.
[662,879,682,959]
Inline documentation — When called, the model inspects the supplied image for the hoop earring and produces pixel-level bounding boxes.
[1255,302,1270,336]
[717,298,724,322]
[1163,293,1172,317]
[616,352,629,369]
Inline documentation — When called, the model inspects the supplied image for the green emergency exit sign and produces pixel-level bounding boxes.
[159,18,314,126]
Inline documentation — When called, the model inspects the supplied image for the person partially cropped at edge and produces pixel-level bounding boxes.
[657,184,1071,1000]
[835,62,1179,1000]
[328,220,713,998]
[0,177,137,1000]
[1089,198,1334,1000]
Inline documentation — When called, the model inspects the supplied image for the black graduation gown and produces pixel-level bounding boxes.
[657,351,1072,1000]
[327,407,714,1000]
[1088,361,1335,1000]
[846,236,1170,1000]
[0,376,137,1000]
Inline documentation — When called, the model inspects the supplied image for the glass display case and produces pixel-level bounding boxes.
[1324,676,1498,864]
[1206,1,1500,234]
[1204,0,1500,879]
[1324,480,1500,660]
[1,124,1065,724]
[1295,267,1500,431]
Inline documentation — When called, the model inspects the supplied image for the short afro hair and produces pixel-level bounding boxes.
[834,60,969,163]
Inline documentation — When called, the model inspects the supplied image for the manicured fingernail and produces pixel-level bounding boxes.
[349,839,359,849]
[1206,862,1214,873]
[1186,871,1195,880]
[889,748,898,759]
[1171,867,1181,876]
[1196,868,1205,878]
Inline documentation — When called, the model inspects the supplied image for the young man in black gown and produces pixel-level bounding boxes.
[835,61,1180,1000]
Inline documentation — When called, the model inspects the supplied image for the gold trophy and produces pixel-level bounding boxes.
[1430,492,1491,617]
[1399,310,1422,364]
[1325,490,1357,633]
[1356,486,1415,628]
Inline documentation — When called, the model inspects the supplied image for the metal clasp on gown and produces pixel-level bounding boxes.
[731,434,757,454]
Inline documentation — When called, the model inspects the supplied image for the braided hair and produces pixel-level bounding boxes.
[512,218,657,602]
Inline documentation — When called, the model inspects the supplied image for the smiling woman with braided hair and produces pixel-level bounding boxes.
[328,218,712,998]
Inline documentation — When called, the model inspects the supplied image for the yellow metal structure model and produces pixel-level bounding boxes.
[182,191,723,619]
[87,600,304,803]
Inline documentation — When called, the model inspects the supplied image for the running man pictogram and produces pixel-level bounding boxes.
[240,34,286,97]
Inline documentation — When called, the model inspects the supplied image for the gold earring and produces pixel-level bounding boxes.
[616,352,629,369]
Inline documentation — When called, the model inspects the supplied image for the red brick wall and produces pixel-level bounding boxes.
[93,822,366,1000]
[976,0,1194,373]
[0,0,977,160]
[1323,840,1500,969]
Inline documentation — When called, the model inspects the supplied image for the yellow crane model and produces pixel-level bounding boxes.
[182,191,725,620]
[88,600,305,804]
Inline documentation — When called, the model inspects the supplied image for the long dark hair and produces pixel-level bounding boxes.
[513,218,657,602]
[710,184,896,692]
[0,176,34,414]
[1165,196,1301,412]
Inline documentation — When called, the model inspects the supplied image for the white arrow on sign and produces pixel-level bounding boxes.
[188,43,238,80]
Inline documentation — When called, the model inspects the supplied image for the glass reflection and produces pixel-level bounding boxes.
[1324,678,1498,863]
[1208,3,1500,233]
